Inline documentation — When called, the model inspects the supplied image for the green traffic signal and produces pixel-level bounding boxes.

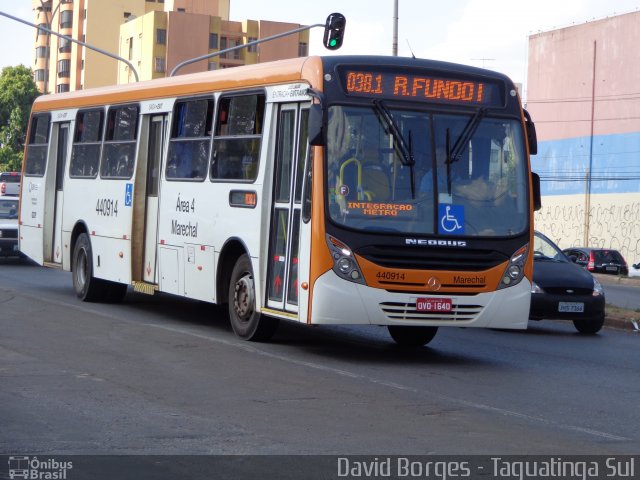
[323,13,346,51]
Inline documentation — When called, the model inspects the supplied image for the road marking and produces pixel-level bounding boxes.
[145,322,630,442]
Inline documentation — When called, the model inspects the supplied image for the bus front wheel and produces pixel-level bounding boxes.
[388,325,438,347]
[228,254,279,341]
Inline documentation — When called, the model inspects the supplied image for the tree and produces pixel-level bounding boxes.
[0,65,40,172]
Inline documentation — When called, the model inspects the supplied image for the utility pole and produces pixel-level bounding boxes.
[392,0,398,56]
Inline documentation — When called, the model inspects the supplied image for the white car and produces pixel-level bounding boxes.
[0,195,20,257]
[629,263,640,278]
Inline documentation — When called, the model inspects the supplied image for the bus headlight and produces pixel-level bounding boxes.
[326,234,366,285]
[498,243,528,290]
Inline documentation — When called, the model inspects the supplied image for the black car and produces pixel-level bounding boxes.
[530,231,605,334]
[562,247,628,276]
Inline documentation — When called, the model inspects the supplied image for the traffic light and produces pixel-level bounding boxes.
[323,13,346,50]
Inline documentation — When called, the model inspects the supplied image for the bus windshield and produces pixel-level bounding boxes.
[326,104,529,237]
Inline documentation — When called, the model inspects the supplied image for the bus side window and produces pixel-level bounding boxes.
[70,109,104,178]
[211,93,265,182]
[101,104,139,179]
[24,114,51,177]
[166,98,214,181]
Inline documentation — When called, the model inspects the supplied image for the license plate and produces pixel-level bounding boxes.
[558,302,584,313]
[605,266,618,272]
[416,297,452,312]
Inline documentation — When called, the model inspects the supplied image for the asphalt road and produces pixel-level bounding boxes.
[1,257,639,458]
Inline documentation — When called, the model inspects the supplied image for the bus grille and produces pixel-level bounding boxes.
[357,245,507,271]
[380,301,483,322]
[0,229,17,239]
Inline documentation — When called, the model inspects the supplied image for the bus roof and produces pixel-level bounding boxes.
[32,56,323,113]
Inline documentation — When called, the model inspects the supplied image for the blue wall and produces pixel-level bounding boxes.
[532,132,640,196]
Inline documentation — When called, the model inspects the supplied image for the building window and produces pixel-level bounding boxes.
[60,10,73,29]
[35,69,48,82]
[56,84,69,93]
[36,46,49,59]
[177,8,185,12]
[208,61,217,71]
[298,42,308,57]
[155,57,165,73]
[124,12,132,20]
[37,23,49,36]
[209,33,218,49]
[59,37,71,53]
[83,9,87,20]
[247,37,257,53]
[128,37,134,60]
[156,28,166,45]
[57,59,70,78]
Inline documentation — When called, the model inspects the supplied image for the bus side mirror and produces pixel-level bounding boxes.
[523,109,537,155]
[532,172,542,211]
[308,103,324,146]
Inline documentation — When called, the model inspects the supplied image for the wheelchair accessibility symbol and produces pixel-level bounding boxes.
[438,204,465,234]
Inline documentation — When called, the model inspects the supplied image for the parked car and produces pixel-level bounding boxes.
[530,231,605,334]
[562,246,628,276]
[0,171,21,196]
[0,195,20,257]
[630,262,640,278]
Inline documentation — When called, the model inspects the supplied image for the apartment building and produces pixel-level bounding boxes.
[32,0,308,92]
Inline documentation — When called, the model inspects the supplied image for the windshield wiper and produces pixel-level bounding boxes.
[445,107,486,195]
[373,99,416,197]
[373,100,414,167]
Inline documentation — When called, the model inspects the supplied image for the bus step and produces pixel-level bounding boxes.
[133,282,157,295]
[43,262,63,269]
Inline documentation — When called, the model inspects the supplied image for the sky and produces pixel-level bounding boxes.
[1,0,639,99]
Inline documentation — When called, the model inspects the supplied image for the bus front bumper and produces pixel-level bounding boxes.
[310,270,530,329]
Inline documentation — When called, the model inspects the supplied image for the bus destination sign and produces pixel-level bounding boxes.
[342,70,502,107]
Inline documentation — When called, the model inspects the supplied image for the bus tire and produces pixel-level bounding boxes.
[228,254,279,341]
[388,325,438,347]
[72,232,104,302]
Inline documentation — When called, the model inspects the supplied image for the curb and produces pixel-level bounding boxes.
[605,316,638,332]
[594,273,640,287]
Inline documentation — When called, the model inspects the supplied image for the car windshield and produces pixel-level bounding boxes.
[325,105,529,236]
[0,199,18,219]
[533,232,569,262]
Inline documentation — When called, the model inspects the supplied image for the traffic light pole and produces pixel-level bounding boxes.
[170,23,323,77]
[0,10,140,82]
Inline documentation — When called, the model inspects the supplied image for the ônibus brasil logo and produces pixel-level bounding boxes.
[7,456,73,479]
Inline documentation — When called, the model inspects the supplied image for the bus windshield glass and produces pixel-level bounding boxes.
[326,105,529,237]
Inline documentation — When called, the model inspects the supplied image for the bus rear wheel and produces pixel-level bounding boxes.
[388,325,438,347]
[228,254,279,341]
[72,232,104,302]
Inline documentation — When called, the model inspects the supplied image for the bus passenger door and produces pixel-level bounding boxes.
[266,103,311,317]
[143,115,166,284]
[50,122,69,265]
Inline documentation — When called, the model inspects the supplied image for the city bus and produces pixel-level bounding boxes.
[19,55,540,346]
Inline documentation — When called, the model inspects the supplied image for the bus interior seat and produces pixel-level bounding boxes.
[362,163,391,201]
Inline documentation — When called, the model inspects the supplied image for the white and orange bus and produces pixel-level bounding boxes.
[20,55,540,346]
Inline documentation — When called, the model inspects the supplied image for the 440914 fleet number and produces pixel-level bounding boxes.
[96,198,118,217]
